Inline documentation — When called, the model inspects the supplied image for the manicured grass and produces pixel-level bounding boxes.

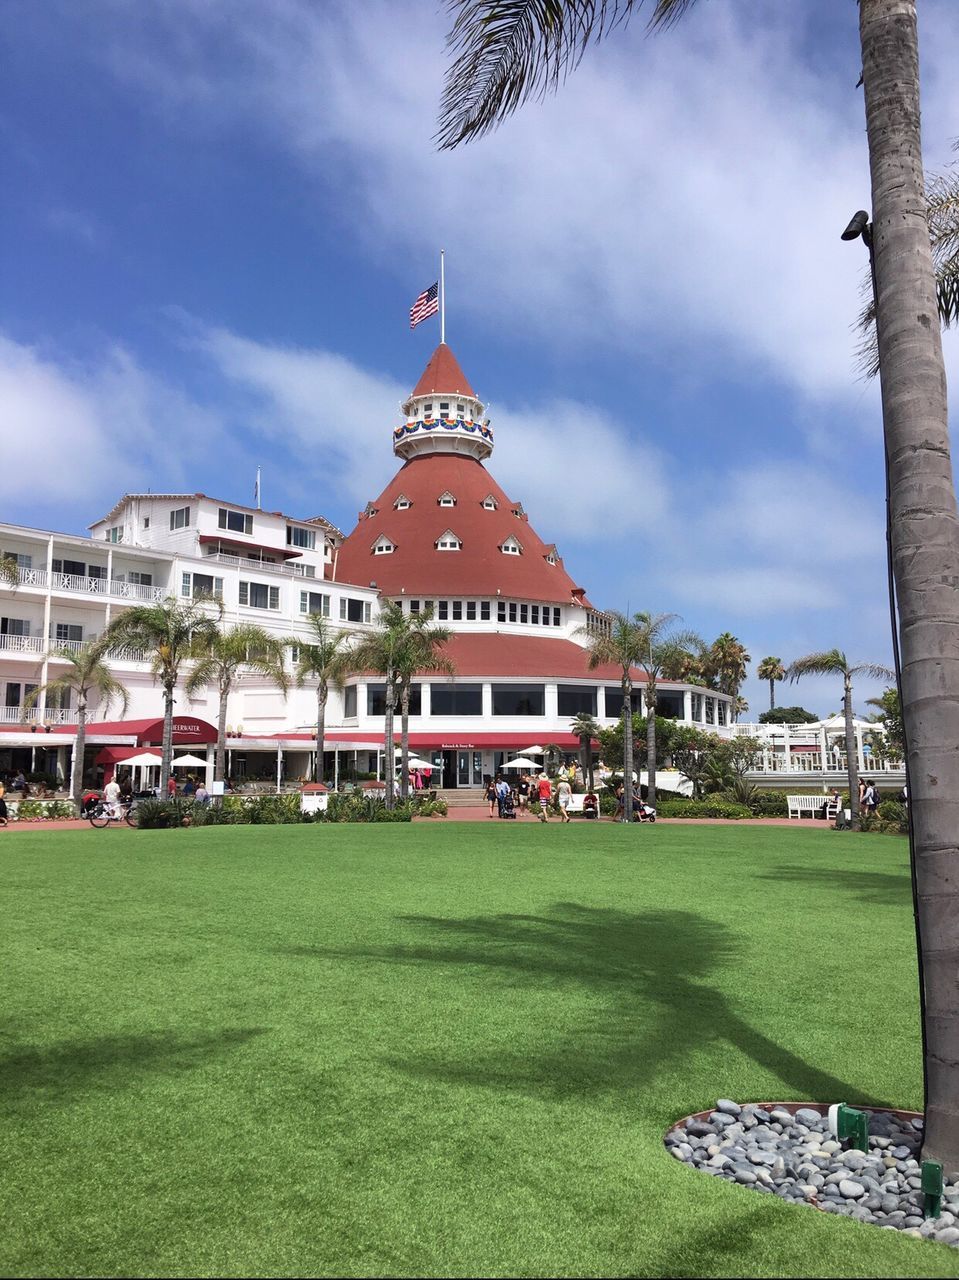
[1,823,953,1278]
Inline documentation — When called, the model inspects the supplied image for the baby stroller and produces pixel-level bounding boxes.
[635,800,657,823]
[80,791,101,819]
[500,790,517,819]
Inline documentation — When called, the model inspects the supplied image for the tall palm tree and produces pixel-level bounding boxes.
[633,611,698,808]
[185,624,289,786]
[579,611,643,821]
[23,637,128,803]
[393,606,453,801]
[706,632,751,715]
[569,711,600,790]
[757,656,786,711]
[105,598,221,792]
[291,615,356,786]
[439,0,959,1167]
[787,650,894,830]
[352,603,410,810]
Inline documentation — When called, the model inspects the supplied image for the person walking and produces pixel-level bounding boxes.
[485,777,497,819]
[0,777,7,827]
[167,773,178,799]
[103,775,122,819]
[517,775,530,814]
[495,775,510,818]
[556,775,572,823]
[537,773,552,822]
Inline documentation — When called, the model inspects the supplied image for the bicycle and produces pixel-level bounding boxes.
[88,798,139,829]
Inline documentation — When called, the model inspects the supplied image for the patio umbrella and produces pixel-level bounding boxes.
[521,745,545,755]
[173,753,208,768]
[395,755,432,771]
[122,751,163,767]
[502,757,538,770]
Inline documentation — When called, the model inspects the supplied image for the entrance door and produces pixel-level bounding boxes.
[441,750,457,788]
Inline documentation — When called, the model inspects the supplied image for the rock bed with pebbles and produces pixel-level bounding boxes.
[665,1101,959,1248]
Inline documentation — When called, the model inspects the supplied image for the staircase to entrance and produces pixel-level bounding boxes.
[435,788,485,810]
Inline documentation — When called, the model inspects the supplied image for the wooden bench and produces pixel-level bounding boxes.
[787,795,839,820]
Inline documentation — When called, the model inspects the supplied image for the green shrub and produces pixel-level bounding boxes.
[876,799,908,835]
[744,790,790,818]
[656,798,753,819]
[244,794,302,825]
[27,771,60,790]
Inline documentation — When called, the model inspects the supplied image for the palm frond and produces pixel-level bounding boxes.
[437,0,698,150]
[786,649,847,681]
[848,662,896,682]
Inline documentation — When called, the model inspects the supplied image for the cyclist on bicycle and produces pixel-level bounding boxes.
[103,776,122,820]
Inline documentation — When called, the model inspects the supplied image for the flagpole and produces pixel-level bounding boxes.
[255,466,261,510]
[440,249,446,345]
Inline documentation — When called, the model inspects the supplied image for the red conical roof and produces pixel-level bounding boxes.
[334,454,584,606]
[410,344,476,399]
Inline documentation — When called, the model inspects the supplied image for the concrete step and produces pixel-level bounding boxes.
[435,789,486,808]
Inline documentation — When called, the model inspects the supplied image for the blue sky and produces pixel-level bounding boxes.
[1,0,957,717]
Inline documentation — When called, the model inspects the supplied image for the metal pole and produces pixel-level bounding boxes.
[440,249,446,345]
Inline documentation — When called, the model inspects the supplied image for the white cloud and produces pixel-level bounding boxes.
[0,335,221,520]
[81,0,959,414]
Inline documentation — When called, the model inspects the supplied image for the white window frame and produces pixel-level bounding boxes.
[299,590,331,617]
[436,530,462,551]
[438,492,456,508]
[501,538,522,555]
[239,580,280,610]
[169,507,190,531]
[286,525,316,550]
[373,537,395,555]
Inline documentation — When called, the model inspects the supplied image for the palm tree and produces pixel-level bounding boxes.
[23,638,128,803]
[706,632,751,716]
[105,598,221,792]
[633,611,699,808]
[393,606,453,801]
[579,612,643,822]
[569,712,600,790]
[185,624,289,786]
[352,603,410,810]
[291,614,356,786]
[439,0,959,1167]
[757,656,786,711]
[787,650,894,830]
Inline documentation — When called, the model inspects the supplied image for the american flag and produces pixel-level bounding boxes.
[409,281,438,329]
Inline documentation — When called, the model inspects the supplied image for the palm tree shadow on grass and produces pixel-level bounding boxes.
[278,904,884,1108]
[760,864,911,907]
[0,1027,267,1112]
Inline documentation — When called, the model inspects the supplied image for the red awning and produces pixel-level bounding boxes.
[82,716,218,745]
[198,535,301,559]
[94,746,163,765]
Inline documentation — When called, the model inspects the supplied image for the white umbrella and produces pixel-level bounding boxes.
[122,751,163,767]
[395,755,432,771]
[502,757,539,770]
[521,745,545,755]
[173,753,208,768]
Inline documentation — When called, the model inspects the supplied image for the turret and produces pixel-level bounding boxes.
[393,343,493,463]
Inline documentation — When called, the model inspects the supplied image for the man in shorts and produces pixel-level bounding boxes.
[537,773,553,822]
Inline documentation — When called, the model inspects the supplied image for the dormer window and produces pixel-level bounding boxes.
[545,553,557,565]
[373,536,395,555]
[482,495,498,511]
[394,495,412,510]
[438,491,456,507]
[364,502,379,518]
[501,536,522,556]
[436,529,462,551]
[511,504,526,519]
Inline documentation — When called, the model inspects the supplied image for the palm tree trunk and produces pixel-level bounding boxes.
[399,681,410,802]
[861,0,959,1167]
[383,666,396,810]
[71,695,87,805]
[216,681,228,785]
[316,681,327,784]
[769,678,776,710]
[161,682,174,793]
[843,673,860,831]
[646,679,658,808]
[621,676,633,822]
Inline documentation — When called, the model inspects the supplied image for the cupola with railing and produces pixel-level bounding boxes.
[393,343,493,463]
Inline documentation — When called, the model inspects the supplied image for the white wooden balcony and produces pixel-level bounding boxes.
[47,572,165,602]
[0,633,44,654]
[0,705,71,725]
[14,567,48,588]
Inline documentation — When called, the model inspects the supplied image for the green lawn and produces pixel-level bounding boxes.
[1,823,954,1279]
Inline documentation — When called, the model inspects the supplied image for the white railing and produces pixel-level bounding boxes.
[0,633,44,654]
[51,572,108,594]
[0,706,73,725]
[109,579,164,602]
[749,753,905,775]
[203,552,300,579]
[15,568,48,588]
